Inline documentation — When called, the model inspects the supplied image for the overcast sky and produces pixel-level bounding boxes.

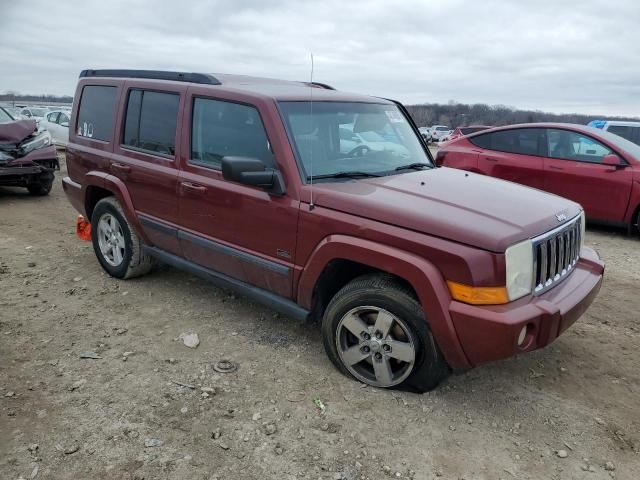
[1,0,638,116]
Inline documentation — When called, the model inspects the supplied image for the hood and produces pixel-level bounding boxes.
[0,119,37,144]
[311,168,582,252]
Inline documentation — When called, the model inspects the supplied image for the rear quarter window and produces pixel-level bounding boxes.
[76,85,118,141]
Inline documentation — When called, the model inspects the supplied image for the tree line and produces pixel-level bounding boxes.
[1,92,74,104]
[405,102,639,128]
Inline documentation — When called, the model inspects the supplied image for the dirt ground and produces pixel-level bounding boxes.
[1,154,639,480]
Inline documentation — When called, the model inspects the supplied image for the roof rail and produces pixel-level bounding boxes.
[309,82,335,90]
[79,69,221,85]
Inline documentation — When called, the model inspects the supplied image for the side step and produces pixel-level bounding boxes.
[143,246,309,322]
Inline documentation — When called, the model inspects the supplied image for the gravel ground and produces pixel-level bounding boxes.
[1,154,638,480]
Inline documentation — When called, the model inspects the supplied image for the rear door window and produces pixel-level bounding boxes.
[46,112,59,123]
[123,89,180,156]
[470,128,542,155]
[190,98,274,169]
[546,129,612,163]
[76,85,118,141]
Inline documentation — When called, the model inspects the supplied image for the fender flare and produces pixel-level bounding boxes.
[297,234,471,370]
[82,171,149,244]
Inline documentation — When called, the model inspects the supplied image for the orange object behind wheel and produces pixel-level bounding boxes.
[76,215,92,241]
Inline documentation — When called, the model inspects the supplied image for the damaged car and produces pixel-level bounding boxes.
[0,106,59,195]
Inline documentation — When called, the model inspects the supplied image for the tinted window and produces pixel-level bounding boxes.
[77,85,117,141]
[58,113,69,125]
[123,89,179,156]
[607,125,640,145]
[191,98,274,169]
[470,128,541,155]
[547,129,612,163]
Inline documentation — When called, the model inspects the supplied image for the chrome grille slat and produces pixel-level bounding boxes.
[533,214,582,294]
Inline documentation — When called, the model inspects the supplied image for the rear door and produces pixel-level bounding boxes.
[110,82,185,254]
[473,128,546,189]
[543,128,633,221]
[177,90,298,299]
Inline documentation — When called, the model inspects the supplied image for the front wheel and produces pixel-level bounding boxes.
[90,197,154,279]
[321,274,449,392]
[27,173,53,196]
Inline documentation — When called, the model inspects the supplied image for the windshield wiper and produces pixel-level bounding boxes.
[308,171,382,180]
[394,162,433,171]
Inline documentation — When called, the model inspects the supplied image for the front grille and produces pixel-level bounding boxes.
[532,215,582,294]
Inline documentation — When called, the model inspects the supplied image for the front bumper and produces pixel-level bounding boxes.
[449,246,604,367]
[0,145,59,183]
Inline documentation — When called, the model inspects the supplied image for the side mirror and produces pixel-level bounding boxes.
[602,153,624,167]
[221,156,285,195]
[60,121,69,127]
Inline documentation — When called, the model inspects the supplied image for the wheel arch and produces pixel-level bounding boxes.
[83,173,149,243]
[298,235,471,370]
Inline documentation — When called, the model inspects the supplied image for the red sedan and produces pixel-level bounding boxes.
[436,123,640,231]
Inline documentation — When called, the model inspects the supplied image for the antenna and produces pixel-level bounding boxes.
[308,52,315,211]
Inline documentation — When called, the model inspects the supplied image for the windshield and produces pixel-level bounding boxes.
[279,102,431,180]
[0,107,15,123]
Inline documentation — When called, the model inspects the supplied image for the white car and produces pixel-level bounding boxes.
[418,127,431,142]
[19,106,49,123]
[429,125,452,143]
[41,110,70,146]
[339,127,410,158]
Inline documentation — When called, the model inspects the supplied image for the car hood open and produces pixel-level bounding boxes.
[310,167,582,252]
[0,119,37,144]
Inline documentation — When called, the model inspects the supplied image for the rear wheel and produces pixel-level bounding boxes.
[322,274,449,392]
[90,197,154,279]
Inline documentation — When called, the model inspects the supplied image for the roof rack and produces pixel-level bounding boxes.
[79,69,221,85]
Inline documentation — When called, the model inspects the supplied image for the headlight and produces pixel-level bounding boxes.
[0,151,13,163]
[448,239,534,305]
[505,239,534,301]
[20,131,51,155]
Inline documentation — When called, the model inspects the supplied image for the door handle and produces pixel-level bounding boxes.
[485,157,498,162]
[549,165,564,171]
[111,163,131,173]
[180,181,207,194]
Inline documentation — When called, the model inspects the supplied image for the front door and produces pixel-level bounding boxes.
[543,128,633,222]
[177,93,298,299]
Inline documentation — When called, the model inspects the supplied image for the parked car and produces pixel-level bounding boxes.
[41,110,70,146]
[588,120,640,146]
[418,127,431,142]
[339,126,410,158]
[19,107,49,123]
[0,106,59,195]
[442,125,492,144]
[436,123,640,232]
[430,125,452,143]
[63,70,603,392]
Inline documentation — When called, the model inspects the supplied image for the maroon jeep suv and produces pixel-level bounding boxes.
[62,70,604,391]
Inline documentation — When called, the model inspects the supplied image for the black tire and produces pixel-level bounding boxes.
[27,174,53,196]
[321,274,450,392]
[90,196,154,279]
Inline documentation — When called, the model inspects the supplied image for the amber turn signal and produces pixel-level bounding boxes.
[76,215,92,241]
[447,281,509,305]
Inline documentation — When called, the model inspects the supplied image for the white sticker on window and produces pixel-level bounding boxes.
[385,110,405,123]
